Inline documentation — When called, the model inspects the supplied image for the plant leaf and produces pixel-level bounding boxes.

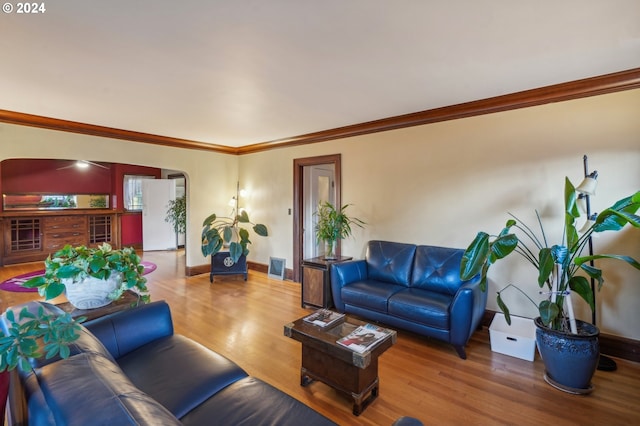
[569,276,594,312]
[539,300,559,325]
[228,242,242,263]
[497,293,511,325]
[202,213,216,226]
[537,248,554,286]
[460,232,489,280]
[253,223,268,237]
[237,210,250,223]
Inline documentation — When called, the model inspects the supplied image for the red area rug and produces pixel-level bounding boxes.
[0,261,157,293]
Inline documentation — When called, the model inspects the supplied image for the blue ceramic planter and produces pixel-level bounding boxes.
[534,317,599,393]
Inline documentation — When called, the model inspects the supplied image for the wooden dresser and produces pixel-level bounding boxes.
[0,210,121,266]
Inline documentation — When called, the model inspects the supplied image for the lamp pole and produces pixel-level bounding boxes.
[582,155,597,326]
[581,155,617,371]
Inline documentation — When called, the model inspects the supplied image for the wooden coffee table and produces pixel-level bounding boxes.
[284,315,396,415]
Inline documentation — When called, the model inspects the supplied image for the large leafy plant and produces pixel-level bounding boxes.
[165,194,187,235]
[460,178,640,332]
[201,210,268,263]
[24,243,150,304]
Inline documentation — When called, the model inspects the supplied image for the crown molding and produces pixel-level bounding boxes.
[237,67,640,154]
[0,110,236,155]
[2,68,639,156]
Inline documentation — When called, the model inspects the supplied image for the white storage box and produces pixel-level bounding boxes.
[489,313,536,361]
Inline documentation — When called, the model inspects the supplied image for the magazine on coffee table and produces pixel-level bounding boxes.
[303,309,345,328]
[336,323,392,353]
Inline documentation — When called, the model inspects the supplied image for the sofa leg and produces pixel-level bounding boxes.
[454,345,467,359]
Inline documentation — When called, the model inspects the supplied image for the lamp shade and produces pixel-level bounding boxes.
[578,214,597,233]
[577,194,587,214]
[576,171,598,195]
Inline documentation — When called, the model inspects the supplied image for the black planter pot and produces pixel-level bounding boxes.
[534,317,599,394]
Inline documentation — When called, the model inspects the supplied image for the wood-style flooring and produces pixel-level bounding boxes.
[1,250,639,426]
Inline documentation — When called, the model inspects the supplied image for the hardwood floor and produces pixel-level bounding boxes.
[2,250,639,425]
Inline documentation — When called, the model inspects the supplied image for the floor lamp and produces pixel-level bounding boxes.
[576,155,617,372]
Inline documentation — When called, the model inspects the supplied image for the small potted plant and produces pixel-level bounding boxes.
[460,177,639,392]
[23,243,150,309]
[314,202,365,260]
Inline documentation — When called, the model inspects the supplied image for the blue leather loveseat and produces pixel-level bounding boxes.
[330,240,487,359]
[1,300,337,426]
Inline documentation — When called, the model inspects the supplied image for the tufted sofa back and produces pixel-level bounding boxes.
[365,240,417,286]
[410,245,467,295]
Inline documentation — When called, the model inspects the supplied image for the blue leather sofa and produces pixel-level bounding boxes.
[1,300,337,426]
[330,240,487,359]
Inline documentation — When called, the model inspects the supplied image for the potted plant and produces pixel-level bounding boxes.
[165,194,187,236]
[23,243,150,309]
[460,177,639,393]
[314,202,365,260]
[201,210,268,263]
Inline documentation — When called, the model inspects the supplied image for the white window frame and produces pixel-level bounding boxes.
[123,175,155,211]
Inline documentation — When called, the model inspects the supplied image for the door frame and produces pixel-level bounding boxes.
[293,154,342,283]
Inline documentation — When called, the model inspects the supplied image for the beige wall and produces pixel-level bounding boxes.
[1,88,639,339]
[240,89,640,339]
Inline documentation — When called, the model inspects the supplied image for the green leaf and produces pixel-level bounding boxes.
[539,300,559,325]
[202,213,217,226]
[575,253,640,271]
[564,177,580,219]
[223,225,233,243]
[537,248,554,286]
[569,276,594,312]
[44,282,66,300]
[228,242,242,263]
[89,256,107,273]
[253,223,268,237]
[56,264,82,279]
[237,210,250,223]
[23,276,46,288]
[594,192,640,232]
[238,228,249,242]
[497,293,511,325]
[460,232,489,281]
[577,262,603,291]
[490,233,518,261]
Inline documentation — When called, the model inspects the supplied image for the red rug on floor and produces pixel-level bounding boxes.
[0,261,157,293]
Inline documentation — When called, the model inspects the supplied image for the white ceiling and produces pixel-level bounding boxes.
[2,1,639,147]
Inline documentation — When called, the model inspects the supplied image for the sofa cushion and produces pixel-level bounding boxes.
[36,352,181,426]
[366,240,416,286]
[117,334,248,419]
[180,376,337,426]
[388,288,452,330]
[341,280,405,313]
[410,245,466,295]
[85,300,174,359]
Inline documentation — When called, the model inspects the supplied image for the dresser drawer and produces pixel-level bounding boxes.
[43,231,87,251]
[43,216,87,233]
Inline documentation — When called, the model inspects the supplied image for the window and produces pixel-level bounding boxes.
[123,175,155,211]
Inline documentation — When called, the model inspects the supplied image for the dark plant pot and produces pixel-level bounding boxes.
[534,317,599,394]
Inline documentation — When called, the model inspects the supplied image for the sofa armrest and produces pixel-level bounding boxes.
[85,301,174,359]
[449,276,487,348]
[330,260,367,312]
